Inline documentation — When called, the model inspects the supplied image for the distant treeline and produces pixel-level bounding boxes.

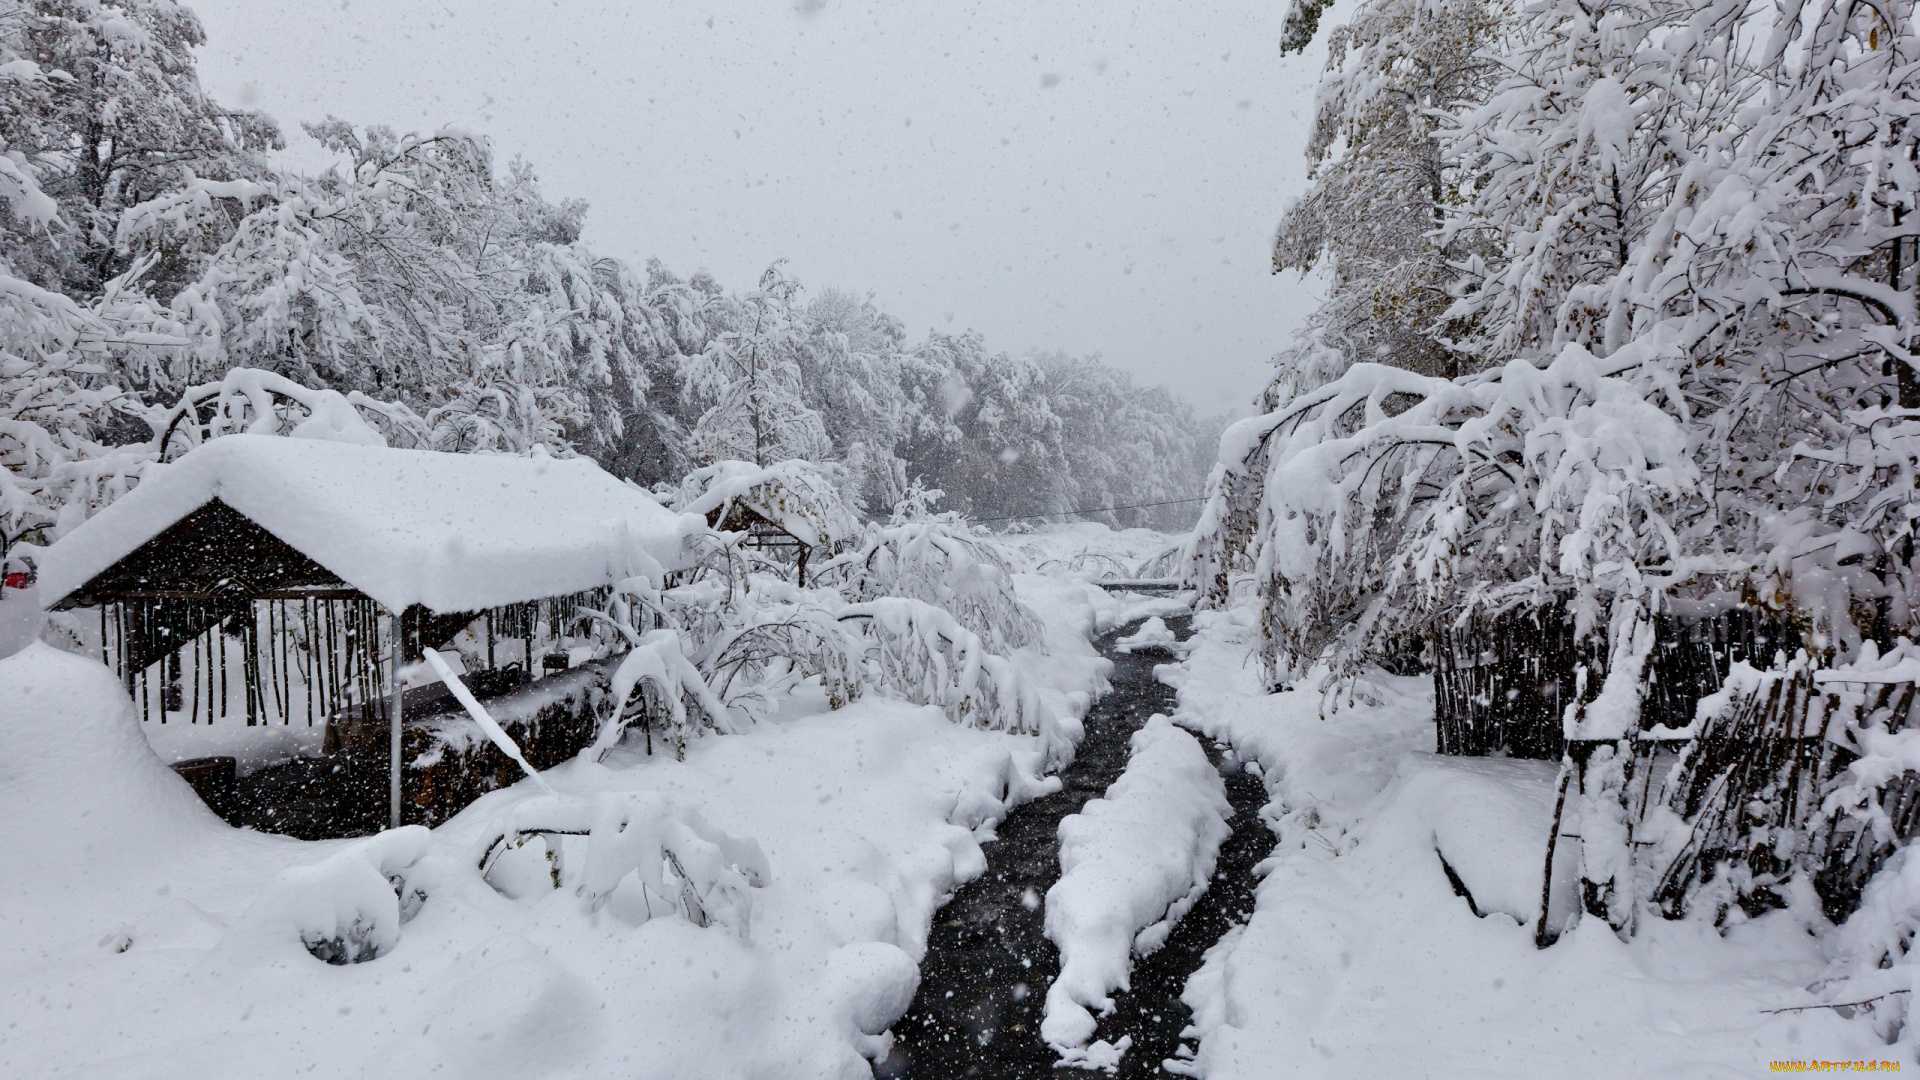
[0,0,1218,537]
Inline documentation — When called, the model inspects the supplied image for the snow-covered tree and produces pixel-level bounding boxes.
[1205,0,1920,677]
[0,0,279,299]
[1267,0,1502,401]
[896,331,1068,522]
[798,287,911,513]
[680,263,830,468]
[117,122,661,453]
[1438,0,1740,364]
[1,0,1214,536]
[1432,0,1920,653]
[1197,0,1920,941]
[1033,351,1218,531]
[0,104,178,556]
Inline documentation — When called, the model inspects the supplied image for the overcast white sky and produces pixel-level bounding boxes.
[189,0,1325,416]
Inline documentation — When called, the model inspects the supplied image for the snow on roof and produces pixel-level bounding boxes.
[38,434,706,614]
[674,459,859,548]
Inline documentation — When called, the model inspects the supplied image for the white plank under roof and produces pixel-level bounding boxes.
[37,434,705,613]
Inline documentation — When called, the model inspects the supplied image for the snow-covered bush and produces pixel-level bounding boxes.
[1191,348,1698,686]
[701,597,864,714]
[1,349,155,553]
[1032,550,1134,580]
[588,523,1045,755]
[838,597,1041,734]
[231,825,434,965]
[591,627,735,761]
[612,462,1048,747]
[147,366,429,453]
[0,119,181,553]
[1133,544,1185,581]
[476,791,769,938]
[834,520,1044,654]
[4,358,443,560]
[5,360,474,555]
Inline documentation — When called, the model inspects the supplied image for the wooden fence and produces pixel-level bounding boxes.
[1432,602,1920,925]
[1432,603,1600,759]
[1561,664,1919,927]
[1643,666,1850,920]
[1434,603,1803,759]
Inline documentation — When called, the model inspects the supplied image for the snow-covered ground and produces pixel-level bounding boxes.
[1003,523,1193,642]
[15,515,1871,1080]
[1164,604,1890,1078]
[0,532,1129,1080]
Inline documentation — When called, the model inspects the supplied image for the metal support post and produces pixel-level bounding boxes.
[389,610,404,830]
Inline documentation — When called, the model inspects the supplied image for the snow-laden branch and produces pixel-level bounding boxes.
[838,596,1041,734]
[589,628,736,761]
[1191,343,1699,681]
[834,519,1045,654]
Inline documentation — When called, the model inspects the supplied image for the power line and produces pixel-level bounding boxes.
[970,496,1209,525]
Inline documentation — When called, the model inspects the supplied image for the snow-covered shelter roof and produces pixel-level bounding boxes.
[675,459,859,549]
[39,435,705,614]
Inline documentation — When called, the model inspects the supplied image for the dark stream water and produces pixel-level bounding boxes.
[874,613,1278,1079]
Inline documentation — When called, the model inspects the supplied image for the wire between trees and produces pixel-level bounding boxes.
[972,497,1208,525]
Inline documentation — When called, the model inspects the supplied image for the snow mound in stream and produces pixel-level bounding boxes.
[1042,714,1230,1057]
[1113,616,1181,654]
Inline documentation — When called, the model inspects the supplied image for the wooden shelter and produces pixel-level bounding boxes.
[37,434,699,834]
[676,459,858,587]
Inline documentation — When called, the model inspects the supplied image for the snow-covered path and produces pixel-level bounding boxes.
[877,614,1200,1077]
[1041,713,1230,1063]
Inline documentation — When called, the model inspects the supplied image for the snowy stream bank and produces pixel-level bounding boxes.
[0,570,1110,1079]
[1165,605,1893,1078]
